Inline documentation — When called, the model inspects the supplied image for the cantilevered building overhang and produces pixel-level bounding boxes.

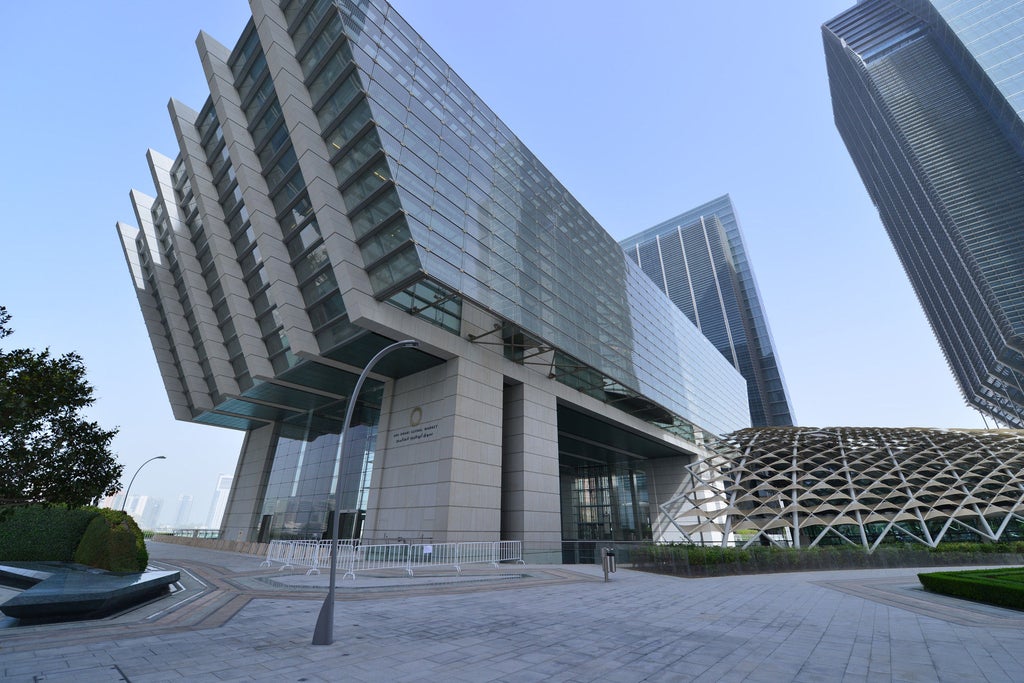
[664,427,1024,551]
[117,0,749,551]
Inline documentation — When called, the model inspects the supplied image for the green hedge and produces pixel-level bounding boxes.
[0,505,97,561]
[0,505,147,571]
[632,541,1024,577]
[928,541,1024,554]
[73,509,148,571]
[918,567,1024,611]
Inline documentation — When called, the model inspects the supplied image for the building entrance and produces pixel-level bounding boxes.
[561,459,651,543]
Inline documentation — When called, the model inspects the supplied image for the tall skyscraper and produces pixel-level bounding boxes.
[824,0,1024,427]
[206,475,233,530]
[117,0,749,549]
[621,196,795,427]
[174,494,195,528]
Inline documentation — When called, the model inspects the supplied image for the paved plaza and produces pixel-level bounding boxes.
[1,541,1023,682]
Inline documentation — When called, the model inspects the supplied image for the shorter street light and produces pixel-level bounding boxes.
[120,456,167,511]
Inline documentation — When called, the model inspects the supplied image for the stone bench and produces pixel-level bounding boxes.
[0,562,179,621]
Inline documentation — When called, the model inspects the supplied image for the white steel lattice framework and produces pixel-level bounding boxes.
[661,427,1024,551]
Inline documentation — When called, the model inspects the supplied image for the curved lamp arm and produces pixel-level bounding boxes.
[120,455,168,511]
[313,339,419,645]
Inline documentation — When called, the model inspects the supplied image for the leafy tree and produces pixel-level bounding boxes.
[0,306,122,506]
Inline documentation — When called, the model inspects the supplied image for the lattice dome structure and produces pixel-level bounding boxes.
[661,427,1024,551]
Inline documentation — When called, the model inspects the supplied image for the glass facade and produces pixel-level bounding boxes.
[290,0,750,437]
[119,0,752,543]
[621,196,795,427]
[825,0,1024,427]
[560,460,651,543]
[258,409,379,540]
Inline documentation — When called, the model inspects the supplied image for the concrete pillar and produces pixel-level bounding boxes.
[364,356,503,542]
[220,423,275,541]
[501,382,562,562]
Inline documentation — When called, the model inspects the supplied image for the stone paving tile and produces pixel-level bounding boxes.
[5,542,1024,682]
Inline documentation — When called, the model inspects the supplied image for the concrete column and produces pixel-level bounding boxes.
[364,356,503,542]
[501,381,561,561]
[220,423,275,542]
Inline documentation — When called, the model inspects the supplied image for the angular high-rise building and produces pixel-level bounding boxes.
[620,196,795,427]
[824,0,1024,427]
[117,0,749,553]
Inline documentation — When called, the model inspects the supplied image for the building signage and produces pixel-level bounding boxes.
[391,407,439,445]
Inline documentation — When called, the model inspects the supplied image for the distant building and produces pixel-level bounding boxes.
[174,494,195,528]
[206,475,232,530]
[124,495,163,530]
[621,196,795,427]
[117,0,749,551]
[824,0,1024,427]
[141,497,164,530]
[98,493,120,511]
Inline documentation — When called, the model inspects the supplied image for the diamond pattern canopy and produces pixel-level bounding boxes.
[662,427,1024,551]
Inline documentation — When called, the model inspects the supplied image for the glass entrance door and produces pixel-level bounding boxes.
[561,460,651,543]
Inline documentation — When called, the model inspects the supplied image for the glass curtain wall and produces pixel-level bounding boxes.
[560,456,651,563]
[256,387,382,541]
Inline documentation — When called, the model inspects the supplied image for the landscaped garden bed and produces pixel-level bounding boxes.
[630,541,1024,578]
[918,566,1024,611]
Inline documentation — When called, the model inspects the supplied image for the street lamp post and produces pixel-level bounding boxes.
[312,339,419,645]
[120,456,167,511]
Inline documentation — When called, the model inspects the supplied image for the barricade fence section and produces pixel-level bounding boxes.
[455,542,497,571]
[258,540,524,579]
[259,540,357,575]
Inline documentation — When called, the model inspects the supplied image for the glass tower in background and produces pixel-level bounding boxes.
[620,195,795,427]
[824,0,1024,427]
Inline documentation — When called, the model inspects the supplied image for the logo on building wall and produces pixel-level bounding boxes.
[391,406,439,445]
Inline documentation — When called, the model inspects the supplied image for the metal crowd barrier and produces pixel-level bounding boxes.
[258,540,524,579]
[259,540,356,575]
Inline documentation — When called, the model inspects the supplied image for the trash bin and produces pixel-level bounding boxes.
[601,547,616,581]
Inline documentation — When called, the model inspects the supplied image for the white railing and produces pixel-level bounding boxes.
[259,540,356,575]
[259,540,524,579]
[494,540,524,565]
[260,540,296,569]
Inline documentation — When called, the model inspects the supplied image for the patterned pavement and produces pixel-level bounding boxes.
[1,541,1023,682]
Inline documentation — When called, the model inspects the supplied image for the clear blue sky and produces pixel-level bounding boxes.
[0,2,984,524]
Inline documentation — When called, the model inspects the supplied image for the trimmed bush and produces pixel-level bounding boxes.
[0,505,148,572]
[631,541,1024,578]
[0,505,97,561]
[919,567,1024,611]
[73,509,148,572]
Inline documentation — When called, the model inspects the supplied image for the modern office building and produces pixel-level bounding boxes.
[173,494,195,528]
[206,475,233,530]
[667,426,1024,550]
[824,0,1024,428]
[117,0,749,553]
[620,196,795,427]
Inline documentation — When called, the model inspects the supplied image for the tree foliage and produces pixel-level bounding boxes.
[0,306,122,506]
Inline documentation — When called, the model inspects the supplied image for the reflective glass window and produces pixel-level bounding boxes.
[341,158,392,209]
[349,187,401,239]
